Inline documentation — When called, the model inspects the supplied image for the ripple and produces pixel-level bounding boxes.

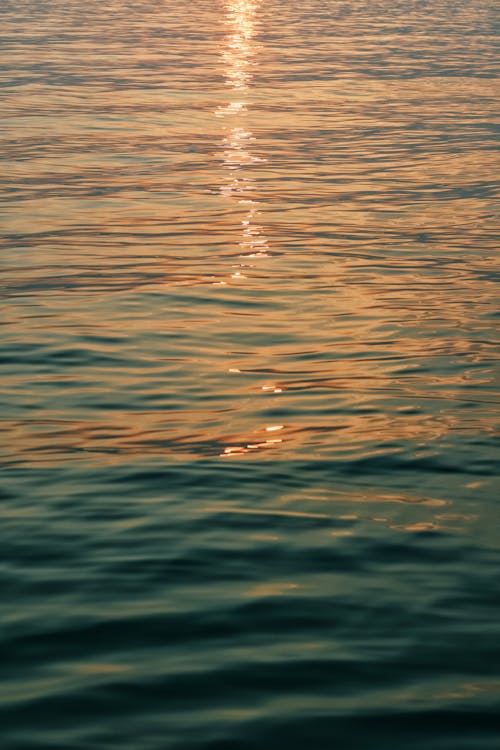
[1,0,499,748]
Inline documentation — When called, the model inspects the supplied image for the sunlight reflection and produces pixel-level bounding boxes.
[221,436,283,457]
[216,0,270,267]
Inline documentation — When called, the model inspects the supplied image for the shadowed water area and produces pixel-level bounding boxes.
[1,0,500,748]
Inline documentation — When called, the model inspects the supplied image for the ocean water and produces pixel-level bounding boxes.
[1,1,499,748]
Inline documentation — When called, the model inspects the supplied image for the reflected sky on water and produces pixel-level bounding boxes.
[1,1,499,749]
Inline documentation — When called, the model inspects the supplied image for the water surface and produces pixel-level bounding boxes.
[1,1,499,748]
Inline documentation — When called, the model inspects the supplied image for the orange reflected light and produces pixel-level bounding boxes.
[217,0,270,266]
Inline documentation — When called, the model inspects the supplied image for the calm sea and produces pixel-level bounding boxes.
[1,1,499,748]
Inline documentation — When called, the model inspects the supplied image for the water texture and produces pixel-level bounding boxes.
[1,1,499,748]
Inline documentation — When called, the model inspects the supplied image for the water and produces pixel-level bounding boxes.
[1,1,499,747]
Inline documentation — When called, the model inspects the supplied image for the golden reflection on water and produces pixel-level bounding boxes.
[216,0,270,266]
[220,0,258,92]
[1,0,498,537]
[2,6,499,743]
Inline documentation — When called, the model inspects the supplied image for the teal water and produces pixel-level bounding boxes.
[1,1,499,748]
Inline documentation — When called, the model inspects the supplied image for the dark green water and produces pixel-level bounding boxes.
[1,1,499,748]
